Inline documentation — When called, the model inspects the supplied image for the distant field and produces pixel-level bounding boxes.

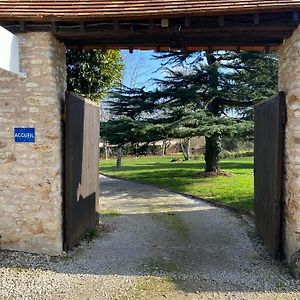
[100,156,254,212]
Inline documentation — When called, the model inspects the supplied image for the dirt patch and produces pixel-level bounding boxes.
[97,222,112,234]
[84,222,113,242]
[193,171,233,178]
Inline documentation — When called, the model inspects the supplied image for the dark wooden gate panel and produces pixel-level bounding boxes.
[64,92,100,251]
[254,91,286,258]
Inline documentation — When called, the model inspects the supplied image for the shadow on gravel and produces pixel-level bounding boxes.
[1,174,299,297]
[0,209,299,295]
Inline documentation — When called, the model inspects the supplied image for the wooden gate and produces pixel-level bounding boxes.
[254,91,286,258]
[64,92,100,251]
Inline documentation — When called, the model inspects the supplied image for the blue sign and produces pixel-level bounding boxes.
[14,128,35,143]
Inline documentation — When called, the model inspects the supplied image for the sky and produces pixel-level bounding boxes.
[121,50,166,90]
[101,50,167,117]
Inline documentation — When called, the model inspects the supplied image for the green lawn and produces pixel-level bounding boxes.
[100,156,254,212]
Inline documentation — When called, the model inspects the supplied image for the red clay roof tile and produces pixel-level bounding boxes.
[0,1,300,20]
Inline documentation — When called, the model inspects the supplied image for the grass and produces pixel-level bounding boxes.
[154,212,190,240]
[147,258,179,273]
[99,208,121,217]
[100,155,254,212]
[132,275,175,299]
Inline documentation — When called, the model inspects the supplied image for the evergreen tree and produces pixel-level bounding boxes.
[104,51,277,172]
[152,51,277,171]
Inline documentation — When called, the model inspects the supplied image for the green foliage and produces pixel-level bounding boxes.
[100,209,120,217]
[100,156,254,211]
[85,227,99,241]
[150,51,277,129]
[101,117,148,146]
[103,51,277,171]
[66,49,123,102]
[220,150,254,159]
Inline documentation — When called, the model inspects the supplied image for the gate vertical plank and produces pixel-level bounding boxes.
[254,91,286,258]
[64,92,100,251]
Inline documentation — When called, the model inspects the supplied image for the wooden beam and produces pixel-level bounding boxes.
[149,19,155,30]
[174,24,182,32]
[254,13,260,25]
[218,16,225,27]
[113,20,119,30]
[264,46,271,53]
[63,33,285,48]
[130,24,138,33]
[74,44,279,52]
[293,11,300,22]
[51,21,57,33]
[19,21,25,32]
[80,21,85,33]
[184,17,191,28]
[0,11,296,51]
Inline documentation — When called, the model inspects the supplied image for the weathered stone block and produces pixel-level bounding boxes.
[0,32,66,255]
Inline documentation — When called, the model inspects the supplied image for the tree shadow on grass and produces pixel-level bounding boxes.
[100,160,254,174]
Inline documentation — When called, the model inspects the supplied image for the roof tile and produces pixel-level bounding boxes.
[0,1,300,20]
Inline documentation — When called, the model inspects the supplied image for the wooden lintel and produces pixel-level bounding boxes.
[254,13,260,25]
[19,21,25,31]
[0,10,296,52]
[293,11,300,22]
[184,17,191,28]
[80,21,85,32]
[72,44,279,52]
[218,16,225,27]
[174,24,182,32]
[264,45,270,53]
[113,20,119,30]
[51,21,57,33]
[149,19,155,30]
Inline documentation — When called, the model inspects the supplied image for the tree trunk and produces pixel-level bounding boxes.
[104,141,109,160]
[204,52,222,173]
[181,138,191,161]
[186,139,191,160]
[205,135,221,172]
[116,146,122,169]
[151,142,155,155]
[162,140,166,156]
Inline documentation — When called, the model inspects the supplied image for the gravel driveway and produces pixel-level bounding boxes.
[0,175,299,299]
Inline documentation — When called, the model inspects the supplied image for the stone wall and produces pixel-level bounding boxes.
[0,32,66,255]
[278,26,300,277]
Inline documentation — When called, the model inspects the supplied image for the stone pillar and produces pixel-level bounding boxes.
[279,27,300,278]
[0,32,66,255]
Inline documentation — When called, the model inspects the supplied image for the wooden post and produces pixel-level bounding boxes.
[116,146,122,169]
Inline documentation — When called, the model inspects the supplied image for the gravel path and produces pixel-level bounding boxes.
[0,175,299,299]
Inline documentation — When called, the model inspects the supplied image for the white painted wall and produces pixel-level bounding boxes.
[0,26,23,76]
